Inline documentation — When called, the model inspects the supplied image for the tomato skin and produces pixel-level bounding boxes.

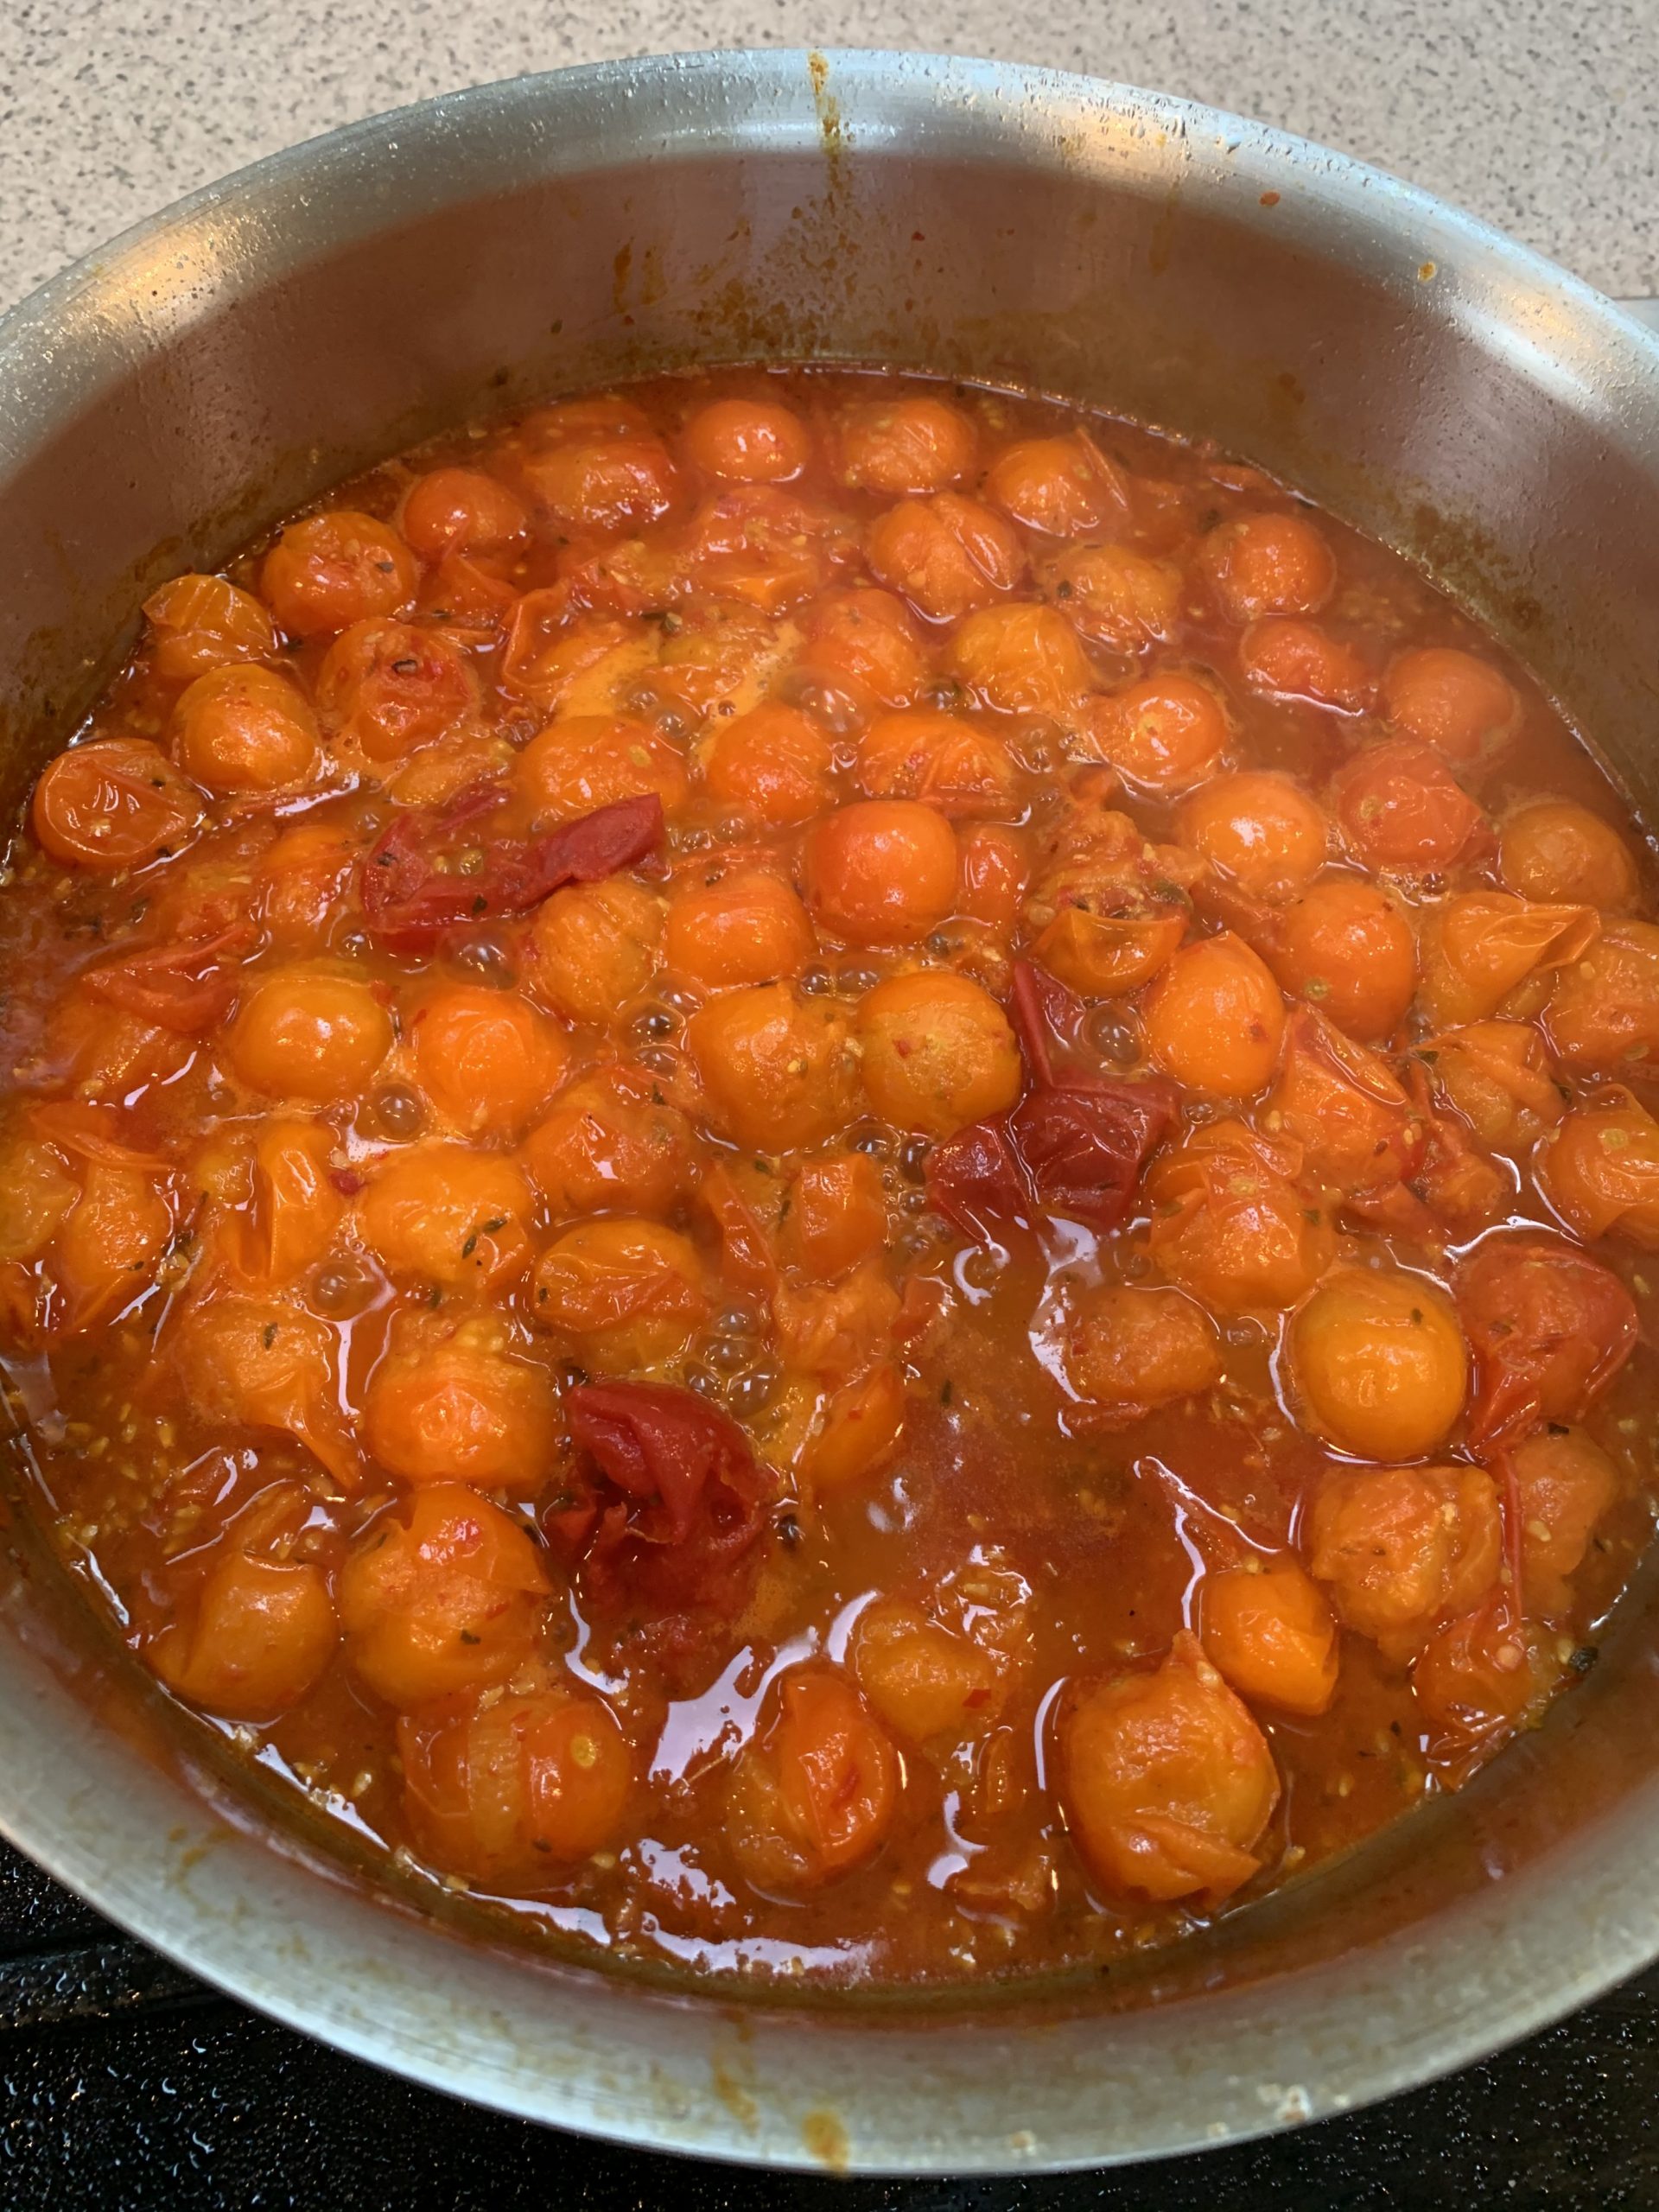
[1044,541,1181,652]
[1511,1426,1619,1614]
[32,737,206,874]
[1457,1230,1638,1446]
[1202,512,1336,622]
[520,1069,693,1220]
[1535,1088,1659,1247]
[949,602,1096,720]
[339,1485,550,1706]
[1266,1006,1422,1196]
[400,1685,634,1882]
[260,510,420,637]
[149,1553,337,1722]
[1061,1631,1279,1902]
[852,1596,1006,1744]
[799,1362,908,1495]
[783,1153,887,1280]
[1420,892,1599,1027]
[855,708,1022,819]
[1239,617,1374,711]
[532,1217,709,1368]
[725,1668,900,1892]
[802,799,959,946]
[1145,1120,1334,1314]
[1290,1270,1468,1462]
[315,619,480,762]
[1544,920,1659,1071]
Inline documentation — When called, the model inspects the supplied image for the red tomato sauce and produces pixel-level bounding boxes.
[2,367,1656,1986]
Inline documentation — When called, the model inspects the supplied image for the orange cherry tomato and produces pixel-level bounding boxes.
[682,397,810,483]
[664,868,817,991]
[1061,1631,1280,1901]
[799,1363,909,1496]
[855,708,1022,818]
[725,1667,899,1891]
[1382,645,1517,764]
[1175,771,1328,899]
[359,1145,533,1292]
[1087,671,1230,794]
[31,736,206,874]
[1309,1463,1500,1656]
[983,432,1129,537]
[226,965,393,1102]
[400,467,531,561]
[1144,1121,1334,1314]
[1422,1019,1565,1151]
[867,492,1027,621]
[1331,739,1488,874]
[174,1294,354,1486]
[1202,511,1336,623]
[688,984,860,1152]
[255,818,360,953]
[516,713,689,824]
[948,603,1096,719]
[1200,1559,1339,1716]
[1544,920,1659,1071]
[259,510,420,638]
[363,1315,559,1488]
[783,1153,887,1280]
[856,970,1022,1137]
[1141,932,1286,1098]
[827,394,977,494]
[400,1683,633,1881]
[1499,798,1639,911]
[518,416,678,532]
[1272,875,1417,1042]
[801,799,959,946]
[1535,1088,1659,1246]
[410,986,569,1136]
[520,1070,694,1220]
[1266,1006,1422,1194]
[242,1116,346,1285]
[1510,1427,1618,1616]
[149,1553,337,1721]
[171,664,320,793]
[957,823,1031,937]
[702,701,836,827]
[1419,892,1599,1027]
[1063,1284,1222,1419]
[1290,1270,1468,1461]
[531,1217,709,1367]
[1239,617,1374,712]
[315,619,480,761]
[1044,541,1181,653]
[143,572,281,680]
[795,586,930,709]
[528,876,664,1026]
[340,1484,550,1706]
[851,1596,1006,1744]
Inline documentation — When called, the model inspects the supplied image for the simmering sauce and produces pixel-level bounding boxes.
[2,367,1656,1986]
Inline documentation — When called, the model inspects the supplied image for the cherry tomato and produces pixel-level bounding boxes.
[783,1153,887,1280]
[171,664,320,793]
[520,1070,693,1220]
[1309,1463,1500,1655]
[1044,542,1181,652]
[1142,932,1286,1098]
[532,1217,709,1366]
[802,799,959,946]
[851,1596,1005,1744]
[255,818,360,953]
[528,875,664,1026]
[1086,671,1230,794]
[1511,1427,1618,1615]
[1200,1559,1339,1716]
[664,868,817,991]
[174,1294,353,1485]
[0,1127,78,1262]
[143,572,280,680]
[1420,892,1599,1027]
[149,1553,336,1721]
[949,603,1096,719]
[1063,1284,1222,1418]
[52,1163,173,1333]
[725,1668,899,1891]
[32,736,206,874]
[799,1363,909,1496]
[1458,1230,1638,1447]
[1238,617,1374,712]
[701,701,835,827]
[400,1682,633,1881]
[1423,1019,1565,1150]
[1175,772,1328,899]
[957,823,1031,938]
[683,397,810,482]
[827,395,976,493]
[1145,1121,1334,1313]
[1535,1089,1659,1246]
[1331,739,1487,874]
[363,1314,558,1488]
[1382,645,1517,764]
[1202,512,1335,622]
[856,970,1022,1137]
[242,1116,346,1285]
[260,510,420,638]
[688,984,860,1151]
[519,419,678,532]
[315,619,480,762]
[226,965,393,1103]
[340,1484,550,1706]
[400,467,530,561]
[795,586,930,710]
[1290,1270,1468,1461]
[855,708,1022,818]
[1266,1006,1421,1195]
[409,985,568,1137]
[867,492,1027,620]
[1544,921,1659,1071]
[1061,1631,1279,1900]
[359,1145,533,1292]
[517,714,689,824]
[1499,798,1639,911]
[983,432,1128,537]
[1272,875,1417,1042]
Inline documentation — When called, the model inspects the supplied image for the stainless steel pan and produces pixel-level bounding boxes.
[2,48,1658,2175]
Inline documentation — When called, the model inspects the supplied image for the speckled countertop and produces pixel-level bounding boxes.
[0,0,1655,314]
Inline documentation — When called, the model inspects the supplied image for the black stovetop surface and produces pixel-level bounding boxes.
[2,1837,1656,2209]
